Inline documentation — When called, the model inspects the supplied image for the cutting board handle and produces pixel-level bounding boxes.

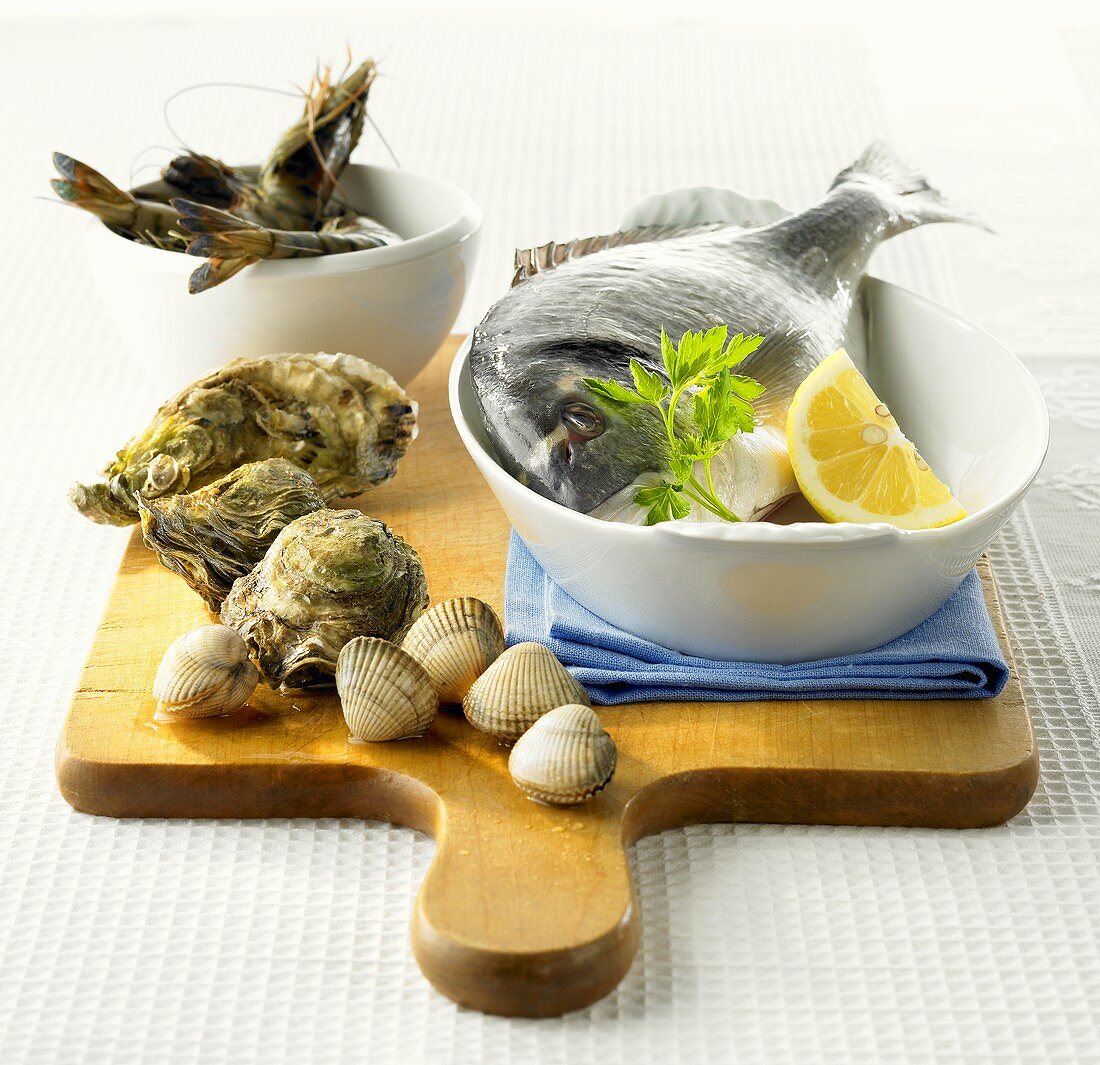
[410,791,640,1017]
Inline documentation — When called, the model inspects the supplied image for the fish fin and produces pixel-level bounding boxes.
[511,186,794,286]
[833,141,992,233]
[619,186,790,230]
[511,224,714,286]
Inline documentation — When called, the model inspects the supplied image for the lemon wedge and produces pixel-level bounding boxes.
[786,349,966,529]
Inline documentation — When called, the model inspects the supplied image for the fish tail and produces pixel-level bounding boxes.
[832,141,992,233]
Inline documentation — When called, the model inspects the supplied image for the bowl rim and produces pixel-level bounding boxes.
[84,163,483,279]
[448,276,1050,548]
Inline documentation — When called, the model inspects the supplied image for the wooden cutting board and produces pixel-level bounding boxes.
[57,337,1037,1018]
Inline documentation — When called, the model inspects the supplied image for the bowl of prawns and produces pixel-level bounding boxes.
[51,58,482,389]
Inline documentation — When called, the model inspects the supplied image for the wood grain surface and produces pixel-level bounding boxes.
[56,337,1038,1017]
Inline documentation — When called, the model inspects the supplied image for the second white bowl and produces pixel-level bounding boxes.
[84,164,482,391]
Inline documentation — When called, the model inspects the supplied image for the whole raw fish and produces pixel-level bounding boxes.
[469,142,980,523]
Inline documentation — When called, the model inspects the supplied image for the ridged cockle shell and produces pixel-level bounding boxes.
[401,597,504,703]
[508,704,617,806]
[336,637,438,742]
[462,642,589,744]
[152,624,259,718]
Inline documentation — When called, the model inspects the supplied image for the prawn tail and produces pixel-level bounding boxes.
[51,152,135,228]
[175,198,283,285]
[172,197,260,235]
[187,230,274,260]
[187,256,254,295]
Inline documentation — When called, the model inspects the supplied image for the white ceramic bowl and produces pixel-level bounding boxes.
[84,164,482,390]
[450,278,1049,662]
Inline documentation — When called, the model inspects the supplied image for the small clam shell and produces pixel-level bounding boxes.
[336,637,438,742]
[508,704,617,806]
[401,597,504,703]
[462,642,589,743]
[153,625,259,718]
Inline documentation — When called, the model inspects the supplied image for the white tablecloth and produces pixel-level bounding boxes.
[1,8,1098,1063]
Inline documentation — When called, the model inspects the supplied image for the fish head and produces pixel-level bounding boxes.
[474,336,670,514]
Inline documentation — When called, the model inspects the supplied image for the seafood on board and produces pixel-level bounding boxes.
[69,116,978,809]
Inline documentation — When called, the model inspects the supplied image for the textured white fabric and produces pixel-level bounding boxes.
[1,9,1098,1064]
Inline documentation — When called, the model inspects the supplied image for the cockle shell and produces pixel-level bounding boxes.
[152,624,259,718]
[508,704,617,806]
[336,637,438,742]
[462,642,590,743]
[401,597,505,703]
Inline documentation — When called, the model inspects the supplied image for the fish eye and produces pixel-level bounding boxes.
[560,401,605,439]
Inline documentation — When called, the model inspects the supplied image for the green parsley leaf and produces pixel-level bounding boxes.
[673,326,726,384]
[728,394,757,434]
[668,438,697,482]
[629,359,669,404]
[728,373,767,400]
[635,482,691,525]
[588,324,765,526]
[692,368,765,441]
[582,377,647,406]
[678,433,711,461]
[660,328,679,381]
[691,371,721,439]
[720,332,765,369]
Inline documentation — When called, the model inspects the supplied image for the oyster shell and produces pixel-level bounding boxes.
[337,637,437,741]
[220,509,428,689]
[69,352,417,526]
[401,597,504,703]
[508,704,617,805]
[153,624,259,718]
[139,458,325,611]
[462,641,590,743]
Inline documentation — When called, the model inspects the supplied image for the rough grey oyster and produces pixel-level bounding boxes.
[219,508,428,690]
[139,458,325,611]
[69,352,417,526]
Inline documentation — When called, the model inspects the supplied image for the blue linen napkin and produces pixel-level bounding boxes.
[504,533,1009,704]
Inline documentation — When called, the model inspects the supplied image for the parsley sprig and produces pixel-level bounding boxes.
[583,326,765,525]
